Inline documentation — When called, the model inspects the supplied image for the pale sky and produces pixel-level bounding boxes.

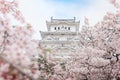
[18,0,116,39]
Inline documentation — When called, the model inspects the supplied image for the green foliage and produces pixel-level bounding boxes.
[38,55,54,75]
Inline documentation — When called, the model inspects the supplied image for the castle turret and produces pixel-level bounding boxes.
[39,17,80,60]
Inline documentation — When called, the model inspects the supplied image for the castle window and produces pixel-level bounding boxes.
[58,27,60,30]
[68,27,70,30]
[55,27,56,30]
[65,27,67,29]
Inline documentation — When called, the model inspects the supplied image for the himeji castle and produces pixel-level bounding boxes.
[39,17,80,60]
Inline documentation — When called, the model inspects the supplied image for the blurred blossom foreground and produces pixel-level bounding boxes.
[0,0,120,80]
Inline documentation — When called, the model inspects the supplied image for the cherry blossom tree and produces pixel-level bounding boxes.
[0,0,40,80]
[59,0,120,80]
[44,0,120,80]
[1,0,120,80]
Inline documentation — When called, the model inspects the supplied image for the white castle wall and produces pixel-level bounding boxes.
[39,18,80,60]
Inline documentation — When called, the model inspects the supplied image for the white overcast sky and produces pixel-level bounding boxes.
[18,0,116,39]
